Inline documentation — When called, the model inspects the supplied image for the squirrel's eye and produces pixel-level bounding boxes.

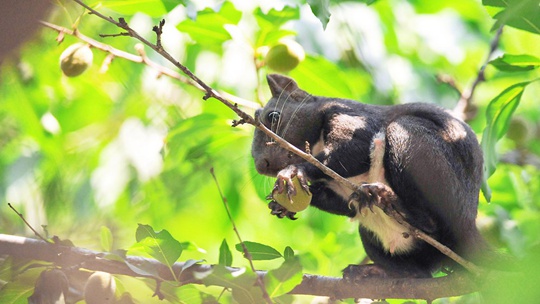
[267,111,280,124]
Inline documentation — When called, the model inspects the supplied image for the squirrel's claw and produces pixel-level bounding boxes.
[272,165,302,200]
[268,200,297,220]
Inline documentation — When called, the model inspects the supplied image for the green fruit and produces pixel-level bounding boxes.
[273,176,312,212]
[265,40,305,73]
[506,117,533,146]
[84,271,116,304]
[60,43,93,77]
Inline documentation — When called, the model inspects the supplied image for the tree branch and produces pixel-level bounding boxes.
[453,26,504,121]
[0,234,501,300]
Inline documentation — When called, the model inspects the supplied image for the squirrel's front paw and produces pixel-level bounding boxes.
[271,165,309,199]
[268,200,297,220]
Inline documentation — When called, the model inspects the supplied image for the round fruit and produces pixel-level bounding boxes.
[272,176,312,212]
[60,43,93,77]
[265,40,305,73]
[506,116,533,146]
[84,271,116,304]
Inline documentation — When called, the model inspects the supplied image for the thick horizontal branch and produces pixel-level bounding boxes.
[0,234,503,300]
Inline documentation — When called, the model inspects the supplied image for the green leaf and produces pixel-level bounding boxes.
[482,0,507,6]
[219,239,233,266]
[201,265,256,287]
[290,55,371,99]
[177,1,242,53]
[307,0,332,30]
[254,6,300,28]
[490,54,540,72]
[103,0,167,17]
[254,6,300,47]
[481,81,530,201]
[483,0,540,35]
[0,267,43,304]
[200,266,262,303]
[100,226,113,252]
[235,241,283,261]
[283,246,295,261]
[0,282,34,304]
[232,286,264,304]
[265,257,303,298]
[132,224,183,267]
[161,0,186,12]
[176,285,203,304]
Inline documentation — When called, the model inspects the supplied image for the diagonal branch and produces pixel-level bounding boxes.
[453,26,504,121]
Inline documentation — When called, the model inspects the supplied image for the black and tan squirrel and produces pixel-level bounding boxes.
[251,74,490,278]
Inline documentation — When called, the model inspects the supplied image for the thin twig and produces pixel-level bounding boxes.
[152,19,165,50]
[39,20,259,109]
[453,26,504,121]
[210,168,273,304]
[7,203,51,243]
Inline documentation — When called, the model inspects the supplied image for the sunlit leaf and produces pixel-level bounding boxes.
[283,246,295,261]
[307,0,332,30]
[490,54,540,72]
[0,267,44,304]
[290,55,370,99]
[161,0,186,12]
[177,1,241,53]
[0,282,34,304]
[231,286,263,304]
[102,0,167,17]
[306,0,379,29]
[100,226,113,252]
[235,241,283,261]
[219,239,233,266]
[483,0,540,35]
[481,81,530,201]
[200,266,263,302]
[132,224,183,267]
[265,257,303,298]
[176,285,203,304]
[254,6,300,47]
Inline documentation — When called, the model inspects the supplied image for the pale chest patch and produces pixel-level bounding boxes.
[311,130,415,255]
[327,176,415,255]
[353,208,415,255]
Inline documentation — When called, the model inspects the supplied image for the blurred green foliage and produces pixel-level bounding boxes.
[1,0,539,303]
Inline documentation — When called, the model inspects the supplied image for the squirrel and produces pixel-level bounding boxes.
[251,74,490,278]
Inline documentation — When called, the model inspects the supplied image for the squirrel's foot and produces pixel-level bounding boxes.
[349,182,398,215]
[343,264,431,281]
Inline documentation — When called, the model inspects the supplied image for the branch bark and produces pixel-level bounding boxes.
[0,234,496,300]
[452,26,504,121]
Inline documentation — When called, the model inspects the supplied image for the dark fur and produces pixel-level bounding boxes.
[252,74,487,278]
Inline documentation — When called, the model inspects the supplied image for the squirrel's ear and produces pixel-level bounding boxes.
[267,74,301,98]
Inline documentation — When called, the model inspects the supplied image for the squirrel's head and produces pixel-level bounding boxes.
[251,74,322,176]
